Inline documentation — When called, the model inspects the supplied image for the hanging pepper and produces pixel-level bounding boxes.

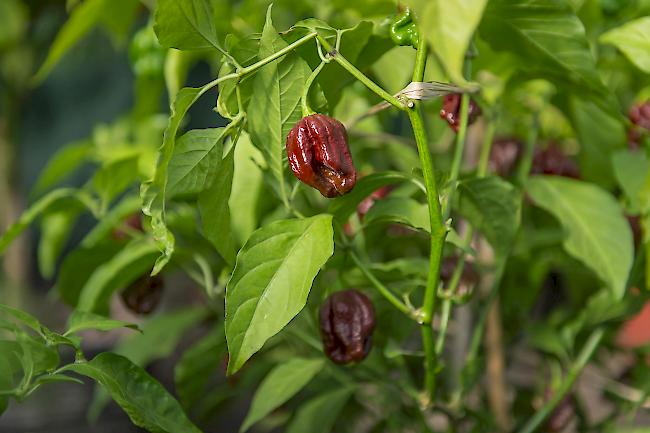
[286,114,357,198]
[121,274,164,315]
[530,144,580,179]
[440,93,482,132]
[389,8,419,49]
[319,289,376,364]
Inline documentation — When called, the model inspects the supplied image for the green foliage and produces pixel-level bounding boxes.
[225,215,334,374]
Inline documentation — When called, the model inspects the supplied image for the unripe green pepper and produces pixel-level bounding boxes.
[389,8,419,49]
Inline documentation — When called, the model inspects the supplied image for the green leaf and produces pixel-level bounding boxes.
[612,150,650,214]
[225,215,334,374]
[568,97,625,187]
[600,17,650,73]
[141,86,204,274]
[65,311,140,336]
[31,140,93,196]
[454,177,521,257]
[89,309,206,419]
[285,387,353,433]
[56,243,122,306]
[64,353,202,433]
[416,0,488,84]
[247,7,311,204]
[198,146,236,265]
[230,132,265,245]
[364,197,429,232]
[154,0,224,52]
[77,239,159,313]
[116,308,207,366]
[328,172,411,224]
[33,0,108,83]
[38,205,83,279]
[527,176,633,299]
[480,0,608,107]
[0,304,44,334]
[93,155,140,211]
[0,338,59,375]
[241,358,324,432]
[167,128,227,197]
[174,324,226,410]
[0,188,78,255]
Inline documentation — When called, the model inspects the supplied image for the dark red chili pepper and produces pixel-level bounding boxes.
[286,114,357,198]
[628,100,650,149]
[357,186,392,221]
[319,289,375,364]
[439,93,481,132]
[489,138,524,177]
[121,274,164,315]
[530,144,580,179]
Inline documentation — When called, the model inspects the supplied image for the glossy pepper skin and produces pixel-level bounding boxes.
[389,8,419,49]
[286,114,357,198]
[440,93,481,132]
[121,274,164,315]
[319,289,375,364]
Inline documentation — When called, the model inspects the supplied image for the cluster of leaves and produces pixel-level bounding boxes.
[1,0,650,432]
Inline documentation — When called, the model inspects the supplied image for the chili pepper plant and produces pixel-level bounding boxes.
[1,1,650,432]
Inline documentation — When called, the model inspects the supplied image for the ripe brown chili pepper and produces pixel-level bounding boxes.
[319,289,375,364]
[530,144,580,179]
[121,274,164,315]
[286,114,357,198]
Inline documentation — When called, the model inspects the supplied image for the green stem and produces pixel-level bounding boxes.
[406,34,446,404]
[316,35,405,110]
[238,32,318,75]
[349,251,414,319]
[518,327,605,433]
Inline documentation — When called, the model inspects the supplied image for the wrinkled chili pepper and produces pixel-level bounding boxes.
[121,273,164,315]
[286,114,357,198]
[489,138,524,177]
[440,93,481,132]
[319,289,375,364]
[389,8,419,49]
[530,144,580,179]
[628,100,650,149]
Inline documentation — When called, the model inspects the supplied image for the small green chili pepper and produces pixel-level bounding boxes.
[389,8,419,49]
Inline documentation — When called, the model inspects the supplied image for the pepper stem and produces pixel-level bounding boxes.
[301,61,326,117]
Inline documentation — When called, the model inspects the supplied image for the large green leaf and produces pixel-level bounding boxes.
[600,16,650,73]
[241,358,324,432]
[198,146,236,265]
[154,0,224,52]
[247,7,311,204]
[93,155,140,212]
[415,0,488,84]
[167,128,227,197]
[480,0,608,107]
[33,0,107,83]
[285,387,353,433]
[527,176,633,299]
[77,239,159,313]
[65,353,202,433]
[225,215,334,374]
[454,176,521,257]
